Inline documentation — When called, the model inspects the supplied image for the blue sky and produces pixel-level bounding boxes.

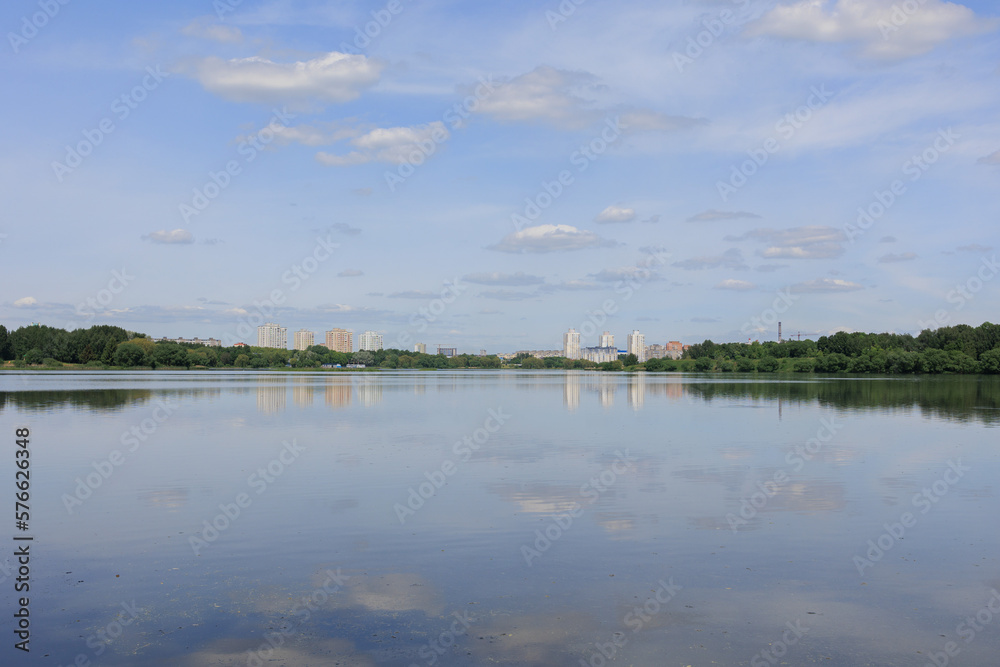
[2,0,998,351]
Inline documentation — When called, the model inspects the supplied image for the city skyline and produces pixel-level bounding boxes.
[2,1,998,352]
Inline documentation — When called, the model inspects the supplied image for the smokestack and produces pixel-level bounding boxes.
[778,321,782,343]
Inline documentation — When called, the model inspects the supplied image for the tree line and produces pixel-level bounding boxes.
[3,321,999,373]
[0,324,503,370]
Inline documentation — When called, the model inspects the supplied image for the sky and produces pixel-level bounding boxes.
[1,0,999,352]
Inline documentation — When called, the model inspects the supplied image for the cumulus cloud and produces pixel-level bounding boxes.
[714,279,756,291]
[329,222,361,236]
[489,224,616,253]
[686,209,761,223]
[746,0,993,60]
[672,248,747,271]
[878,252,917,263]
[316,122,448,166]
[728,226,847,260]
[338,269,364,277]
[185,51,382,107]
[595,205,636,223]
[13,296,38,307]
[143,229,194,244]
[463,272,545,286]
[181,19,242,43]
[790,278,864,293]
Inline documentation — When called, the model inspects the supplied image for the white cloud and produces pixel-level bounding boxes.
[181,19,243,43]
[978,149,1000,165]
[595,205,636,223]
[956,243,993,253]
[728,226,847,259]
[489,224,616,253]
[186,52,382,107]
[878,252,917,263]
[591,267,659,282]
[791,278,864,293]
[143,229,194,244]
[714,279,756,291]
[13,296,38,307]
[673,248,747,271]
[387,291,436,299]
[746,0,994,60]
[463,272,545,286]
[473,66,599,128]
[473,66,701,131]
[316,122,448,166]
[479,290,539,301]
[687,209,761,223]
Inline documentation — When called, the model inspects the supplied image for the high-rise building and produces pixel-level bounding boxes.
[563,328,581,359]
[414,343,427,354]
[358,330,383,352]
[293,329,314,351]
[325,328,353,353]
[257,323,287,349]
[599,331,615,349]
[627,330,646,362]
[437,346,457,358]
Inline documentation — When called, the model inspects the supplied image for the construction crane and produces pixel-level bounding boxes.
[793,332,822,341]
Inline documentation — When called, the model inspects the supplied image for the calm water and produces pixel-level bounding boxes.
[1,371,998,666]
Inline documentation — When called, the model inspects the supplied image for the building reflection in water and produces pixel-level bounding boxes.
[598,375,615,409]
[563,373,580,411]
[257,382,287,414]
[292,376,314,407]
[325,376,352,409]
[627,373,645,411]
[356,376,383,407]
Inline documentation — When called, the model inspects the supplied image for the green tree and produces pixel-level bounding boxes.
[113,342,150,367]
[352,350,375,366]
[757,357,780,372]
[792,359,816,373]
[736,358,756,372]
[521,357,544,369]
[694,357,714,372]
[0,325,12,360]
[621,353,639,367]
[100,339,116,365]
[234,354,250,368]
[23,348,45,365]
[979,348,1000,374]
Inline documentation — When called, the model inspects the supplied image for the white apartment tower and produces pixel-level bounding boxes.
[563,328,581,360]
[599,331,615,349]
[293,329,314,351]
[257,323,288,349]
[358,330,383,352]
[627,330,646,362]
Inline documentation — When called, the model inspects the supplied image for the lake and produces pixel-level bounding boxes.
[1,371,998,666]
